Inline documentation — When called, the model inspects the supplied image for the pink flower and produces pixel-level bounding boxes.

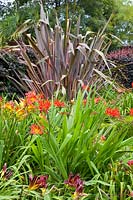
[64,173,84,194]
[1,163,13,180]
[127,160,133,166]
[28,174,48,190]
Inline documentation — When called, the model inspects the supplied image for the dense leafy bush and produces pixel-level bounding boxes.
[107,46,133,88]
[0,49,27,97]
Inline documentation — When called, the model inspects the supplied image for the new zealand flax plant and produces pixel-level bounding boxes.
[10,1,117,100]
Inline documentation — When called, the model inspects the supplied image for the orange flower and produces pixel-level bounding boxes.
[105,108,120,118]
[25,91,37,105]
[54,100,65,107]
[131,82,133,88]
[4,101,14,110]
[16,108,27,119]
[129,108,133,116]
[27,104,36,112]
[30,124,44,135]
[38,100,51,112]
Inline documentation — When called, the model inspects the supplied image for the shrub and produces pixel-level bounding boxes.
[9,2,118,100]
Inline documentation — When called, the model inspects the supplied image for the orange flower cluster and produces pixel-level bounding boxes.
[30,124,45,135]
[54,100,65,107]
[38,100,51,112]
[4,101,14,110]
[105,108,120,118]
[25,91,65,111]
[25,91,38,105]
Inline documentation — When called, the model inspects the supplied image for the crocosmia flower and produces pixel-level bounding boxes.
[127,160,133,166]
[28,174,48,191]
[129,108,133,116]
[64,173,84,195]
[38,100,51,112]
[30,124,45,135]
[54,100,65,108]
[105,108,120,118]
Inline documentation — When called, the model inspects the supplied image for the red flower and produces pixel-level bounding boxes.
[0,96,2,102]
[105,108,120,118]
[64,173,84,194]
[38,100,51,112]
[30,124,44,135]
[127,160,133,166]
[28,174,48,190]
[131,82,133,88]
[54,100,65,108]
[129,108,133,116]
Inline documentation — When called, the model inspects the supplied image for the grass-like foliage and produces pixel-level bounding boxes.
[0,86,133,199]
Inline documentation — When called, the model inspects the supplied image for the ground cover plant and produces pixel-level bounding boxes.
[0,85,133,199]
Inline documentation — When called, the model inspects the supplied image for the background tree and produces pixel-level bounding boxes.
[0,0,132,47]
